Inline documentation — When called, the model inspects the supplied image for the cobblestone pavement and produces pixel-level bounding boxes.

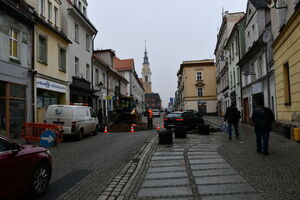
[204,116,300,200]
[29,130,156,200]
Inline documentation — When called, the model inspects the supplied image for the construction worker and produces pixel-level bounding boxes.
[147,108,153,129]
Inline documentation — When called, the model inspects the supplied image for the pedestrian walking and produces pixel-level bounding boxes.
[224,102,241,140]
[147,108,153,129]
[251,99,275,155]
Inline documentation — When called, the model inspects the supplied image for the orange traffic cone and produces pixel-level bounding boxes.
[161,123,165,129]
[156,124,161,131]
[103,126,109,134]
[130,125,135,133]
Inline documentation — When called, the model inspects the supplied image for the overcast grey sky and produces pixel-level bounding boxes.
[88,0,247,107]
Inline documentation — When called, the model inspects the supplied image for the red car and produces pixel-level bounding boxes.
[0,135,52,199]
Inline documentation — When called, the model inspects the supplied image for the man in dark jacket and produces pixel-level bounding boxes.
[251,99,275,155]
[224,102,241,140]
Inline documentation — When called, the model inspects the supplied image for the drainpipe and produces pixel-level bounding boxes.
[91,31,97,110]
[31,24,36,123]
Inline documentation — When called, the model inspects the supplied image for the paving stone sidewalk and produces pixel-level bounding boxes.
[134,134,264,200]
[204,116,300,200]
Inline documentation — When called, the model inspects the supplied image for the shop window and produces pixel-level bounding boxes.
[9,29,18,59]
[38,35,47,64]
[0,99,5,136]
[37,91,58,108]
[59,47,66,72]
[283,62,291,105]
[10,85,25,98]
[9,100,25,138]
[0,82,5,97]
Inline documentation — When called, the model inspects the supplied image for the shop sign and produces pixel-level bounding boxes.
[37,78,66,93]
[106,96,112,100]
[252,82,263,94]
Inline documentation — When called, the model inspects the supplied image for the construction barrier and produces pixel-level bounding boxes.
[21,123,63,144]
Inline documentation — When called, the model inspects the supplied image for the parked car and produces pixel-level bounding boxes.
[45,105,98,140]
[0,135,52,199]
[152,109,161,117]
[164,111,204,131]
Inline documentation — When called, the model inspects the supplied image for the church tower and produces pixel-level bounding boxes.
[142,42,152,94]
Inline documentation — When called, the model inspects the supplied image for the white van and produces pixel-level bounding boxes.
[45,105,98,140]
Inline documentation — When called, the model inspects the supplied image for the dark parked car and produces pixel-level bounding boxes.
[164,111,204,131]
[0,135,52,199]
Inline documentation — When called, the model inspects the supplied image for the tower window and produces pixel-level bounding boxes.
[145,75,148,82]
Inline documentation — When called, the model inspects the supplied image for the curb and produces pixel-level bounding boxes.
[97,134,157,200]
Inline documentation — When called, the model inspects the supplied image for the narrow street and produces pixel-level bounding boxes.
[31,117,163,200]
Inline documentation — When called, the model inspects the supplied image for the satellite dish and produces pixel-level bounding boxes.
[262,30,272,43]
[267,0,276,8]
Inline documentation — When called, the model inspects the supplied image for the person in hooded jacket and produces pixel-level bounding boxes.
[224,102,241,140]
[251,99,275,155]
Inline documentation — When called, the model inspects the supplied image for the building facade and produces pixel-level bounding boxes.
[61,0,97,106]
[224,15,246,112]
[271,1,300,137]
[114,57,145,115]
[215,11,245,116]
[176,60,218,114]
[238,0,276,124]
[0,0,34,137]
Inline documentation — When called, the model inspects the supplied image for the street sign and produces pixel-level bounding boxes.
[40,130,56,147]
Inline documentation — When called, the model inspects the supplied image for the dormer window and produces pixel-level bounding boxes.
[79,1,82,11]
[83,6,86,16]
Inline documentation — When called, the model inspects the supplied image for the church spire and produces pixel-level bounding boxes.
[143,40,149,64]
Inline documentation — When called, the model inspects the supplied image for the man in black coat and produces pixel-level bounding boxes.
[224,102,241,140]
[251,99,275,155]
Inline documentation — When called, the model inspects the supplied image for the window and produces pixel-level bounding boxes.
[38,35,47,63]
[102,73,106,87]
[196,72,202,80]
[59,48,66,72]
[197,88,203,97]
[74,0,77,6]
[95,69,99,84]
[48,1,52,22]
[40,0,45,16]
[75,23,79,42]
[9,29,18,58]
[79,1,82,11]
[257,56,263,78]
[86,64,90,80]
[145,75,148,82]
[86,34,90,51]
[54,7,58,27]
[283,62,291,105]
[83,6,86,16]
[75,57,79,76]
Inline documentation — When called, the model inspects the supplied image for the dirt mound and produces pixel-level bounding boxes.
[110,122,148,132]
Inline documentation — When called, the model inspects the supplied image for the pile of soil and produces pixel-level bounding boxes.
[109,122,148,132]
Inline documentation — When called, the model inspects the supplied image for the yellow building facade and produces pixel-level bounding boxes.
[26,0,71,122]
[273,8,300,127]
[178,60,217,114]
